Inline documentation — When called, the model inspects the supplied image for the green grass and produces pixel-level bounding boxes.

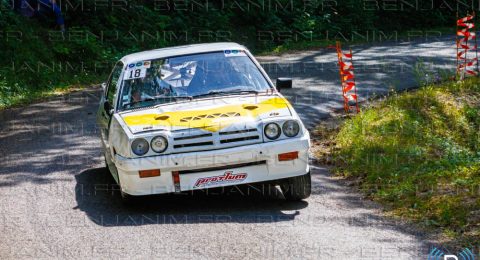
[0,67,101,109]
[316,77,480,245]
[0,82,96,110]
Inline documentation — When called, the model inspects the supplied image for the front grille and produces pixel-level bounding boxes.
[220,136,259,144]
[171,127,262,153]
[173,141,214,149]
[219,129,257,135]
[174,133,212,141]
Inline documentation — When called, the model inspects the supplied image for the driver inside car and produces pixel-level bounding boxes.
[188,60,237,95]
[139,70,167,96]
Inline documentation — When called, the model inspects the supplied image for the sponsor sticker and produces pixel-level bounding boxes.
[127,60,151,71]
[224,50,246,57]
[194,171,248,188]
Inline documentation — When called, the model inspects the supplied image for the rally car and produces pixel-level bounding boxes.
[97,42,311,202]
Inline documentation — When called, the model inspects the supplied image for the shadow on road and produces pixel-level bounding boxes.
[0,88,103,187]
[74,167,308,227]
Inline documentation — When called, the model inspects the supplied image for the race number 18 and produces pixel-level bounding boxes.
[124,68,146,80]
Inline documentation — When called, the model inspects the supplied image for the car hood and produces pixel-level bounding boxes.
[119,95,293,134]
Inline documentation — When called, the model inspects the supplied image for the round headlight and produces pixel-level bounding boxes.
[151,136,168,153]
[264,123,281,140]
[131,138,149,156]
[283,120,300,137]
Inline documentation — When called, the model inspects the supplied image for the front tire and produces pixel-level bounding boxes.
[281,172,312,201]
[120,190,137,205]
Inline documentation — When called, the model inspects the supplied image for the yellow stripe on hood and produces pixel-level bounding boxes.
[122,96,291,132]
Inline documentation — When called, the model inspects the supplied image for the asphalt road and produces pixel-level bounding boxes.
[0,36,458,259]
[259,35,456,128]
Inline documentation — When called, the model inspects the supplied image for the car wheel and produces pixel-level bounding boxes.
[120,190,137,205]
[281,172,311,201]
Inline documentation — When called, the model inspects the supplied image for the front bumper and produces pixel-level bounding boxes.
[114,134,310,196]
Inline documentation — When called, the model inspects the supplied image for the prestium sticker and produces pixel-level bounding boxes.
[194,171,248,188]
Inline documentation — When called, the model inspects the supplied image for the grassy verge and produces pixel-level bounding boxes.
[0,68,102,110]
[0,82,99,110]
[313,77,480,246]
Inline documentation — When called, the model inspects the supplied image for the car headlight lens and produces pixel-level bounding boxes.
[151,136,168,153]
[283,120,300,137]
[131,138,149,156]
[264,123,281,140]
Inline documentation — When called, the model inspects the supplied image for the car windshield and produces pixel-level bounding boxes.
[119,51,272,110]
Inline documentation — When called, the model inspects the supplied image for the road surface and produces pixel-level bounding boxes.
[0,36,457,259]
[258,35,456,128]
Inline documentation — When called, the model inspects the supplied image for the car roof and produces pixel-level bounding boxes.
[120,42,247,64]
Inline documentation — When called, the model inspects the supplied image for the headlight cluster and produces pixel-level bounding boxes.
[264,120,300,140]
[131,136,168,156]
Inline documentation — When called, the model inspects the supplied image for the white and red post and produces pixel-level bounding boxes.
[456,12,479,80]
[336,41,360,114]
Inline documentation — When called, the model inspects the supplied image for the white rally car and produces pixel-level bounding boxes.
[97,42,311,202]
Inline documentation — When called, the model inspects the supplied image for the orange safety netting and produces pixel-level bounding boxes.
[336,42,359,113]
[456,14,479,79]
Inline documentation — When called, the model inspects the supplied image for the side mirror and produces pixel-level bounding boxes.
[101,82,107,92]
[104,101,113,116]
[276,78,292,92]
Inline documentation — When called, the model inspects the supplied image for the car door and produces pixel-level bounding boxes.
[98,62,123,158]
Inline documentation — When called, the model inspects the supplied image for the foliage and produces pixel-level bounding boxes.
[321,78,480,245]
[0,0,465,107]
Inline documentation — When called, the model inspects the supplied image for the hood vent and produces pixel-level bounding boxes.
[179,112,241,122]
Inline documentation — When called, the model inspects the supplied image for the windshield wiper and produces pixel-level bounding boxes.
[123,95,193,108]
[193,90,261,99]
